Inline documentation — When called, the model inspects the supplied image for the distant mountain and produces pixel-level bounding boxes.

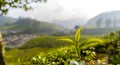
[86,11,120,28]
[0,16,16,26]
[0,18,65,34]
[52,18,86,29]
[82,11,120,35]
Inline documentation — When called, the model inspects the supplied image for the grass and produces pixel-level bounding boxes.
[6,47,49,65]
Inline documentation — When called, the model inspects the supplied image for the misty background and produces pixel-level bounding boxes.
[4,0,120,29]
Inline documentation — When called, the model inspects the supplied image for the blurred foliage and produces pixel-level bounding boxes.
[0,0,47,15]
[102,29,120,64]
[74,25,80,30]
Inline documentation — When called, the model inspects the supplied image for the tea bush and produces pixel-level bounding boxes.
[30,46,97,65]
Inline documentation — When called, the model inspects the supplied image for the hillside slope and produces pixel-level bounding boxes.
[81,11,120,35]
[0,16,16,26]
[86,11,120,28]
[0,18,65,34]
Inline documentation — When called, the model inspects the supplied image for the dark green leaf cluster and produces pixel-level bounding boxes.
[103,29,120,64]
[0,0,47,15]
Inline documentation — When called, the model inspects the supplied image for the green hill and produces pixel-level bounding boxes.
[1,18,65,34]
[0,16,16,26]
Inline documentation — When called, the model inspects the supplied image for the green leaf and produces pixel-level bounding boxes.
[58,38,75,44]
[79,38,104,49]
[75,27,82,42]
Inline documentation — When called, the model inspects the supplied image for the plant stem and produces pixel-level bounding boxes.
[75,41,80,58]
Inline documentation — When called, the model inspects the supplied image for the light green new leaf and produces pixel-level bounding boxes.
[75,27,82,42]
[58,38,75,44]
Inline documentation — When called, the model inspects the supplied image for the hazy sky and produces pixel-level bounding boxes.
[7,0,120,22]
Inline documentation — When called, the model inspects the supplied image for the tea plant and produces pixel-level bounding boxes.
[59,27,104,59]
[29,27,104,65]
[103,29,120,64]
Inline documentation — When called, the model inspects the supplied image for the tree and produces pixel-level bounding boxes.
[74,25,80,30]
[0,0,47,15]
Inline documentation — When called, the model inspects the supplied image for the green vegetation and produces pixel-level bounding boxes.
[6,48,48,65]
[0,1,119,65]
[3,27,120,65]
[6,35,96,65]
[5,36,73,65]
[103,29,120,64]
[9,18,64,34]
[8,27,104,65]
[4,28,120,65]
[59,27,103,58]
[0,16,16,27]
[19,36,72,49]
[0,18,65,35]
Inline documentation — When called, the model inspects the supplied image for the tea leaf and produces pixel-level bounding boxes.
[58,38,75,44]
[75,27,82,42]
